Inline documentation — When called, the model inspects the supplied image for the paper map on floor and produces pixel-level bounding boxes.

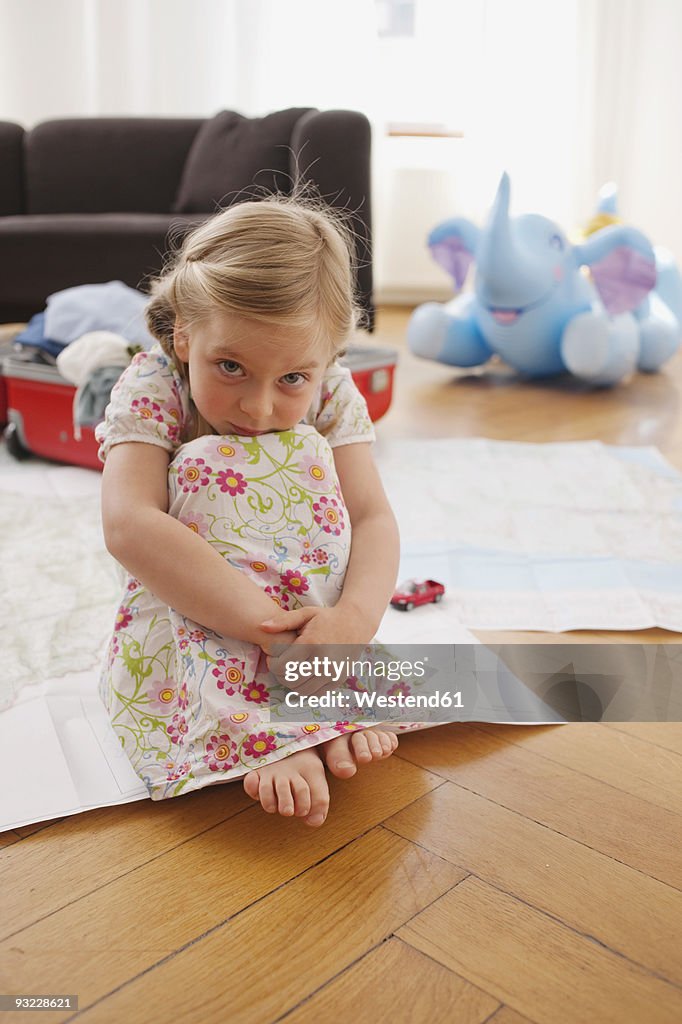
[375,438,682,632]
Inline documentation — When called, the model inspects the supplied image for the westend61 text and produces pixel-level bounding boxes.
[284,690,464,709]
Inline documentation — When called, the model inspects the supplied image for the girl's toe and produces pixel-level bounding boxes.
[275,777,296,816]
[260,779,279,814]
[243,770,261,801]
[378,732,393,756]
[305,789,330,828]
[322,737,357,778]
[291,776,312,818]
[367,732,384,758]
[352,733,372,763]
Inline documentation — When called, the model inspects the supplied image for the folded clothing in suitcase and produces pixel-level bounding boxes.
[1,345,398,470]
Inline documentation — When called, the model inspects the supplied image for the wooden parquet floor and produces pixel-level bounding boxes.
[1,308,681,1023]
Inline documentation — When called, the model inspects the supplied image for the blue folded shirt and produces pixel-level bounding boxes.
[13,313,68,361]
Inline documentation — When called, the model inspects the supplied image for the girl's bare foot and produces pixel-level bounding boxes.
[320,727,399,779]
[243,747,330,827]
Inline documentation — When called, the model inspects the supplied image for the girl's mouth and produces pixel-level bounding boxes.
[229,423,268,436]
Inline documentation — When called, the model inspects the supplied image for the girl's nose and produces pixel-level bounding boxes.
[239,387,273,423]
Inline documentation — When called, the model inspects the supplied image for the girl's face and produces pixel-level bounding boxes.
[174,313,330,436]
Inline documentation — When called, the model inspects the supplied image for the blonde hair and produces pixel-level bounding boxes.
[146,193,363,439]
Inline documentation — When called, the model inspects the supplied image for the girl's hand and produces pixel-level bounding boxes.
[260,604,373,647]
[260,605,373,694]
[258,627,299,657]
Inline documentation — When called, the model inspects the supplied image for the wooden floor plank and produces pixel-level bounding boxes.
[394,725,682,888]
[74,829,466,1024]
[385,782,682,985]
[0,759,442,1020]
[282,937,499,1024]
[0,830,23,847]
[486,1009,539,1024]
[0,782,252,941]
[398,877,682,1024]
[14,819,64,837]
[604,723,682,755]
[472,723,682,816]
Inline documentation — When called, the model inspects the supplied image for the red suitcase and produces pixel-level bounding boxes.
[2,357,102,470]
[1,345,398,470]
[341,345,398,423]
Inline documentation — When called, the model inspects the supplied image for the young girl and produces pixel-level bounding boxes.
[96,195,401,828]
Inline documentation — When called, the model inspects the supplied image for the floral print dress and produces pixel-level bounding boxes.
[95,346,376,799]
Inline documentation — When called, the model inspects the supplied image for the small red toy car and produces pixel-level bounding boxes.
[391,579,445,611]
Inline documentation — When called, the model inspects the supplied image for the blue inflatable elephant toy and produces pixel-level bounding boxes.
[408,173,682,385]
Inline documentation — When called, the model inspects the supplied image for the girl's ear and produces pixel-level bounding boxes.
[173,320,190,361]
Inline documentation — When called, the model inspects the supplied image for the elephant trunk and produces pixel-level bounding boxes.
[477,173,547,308]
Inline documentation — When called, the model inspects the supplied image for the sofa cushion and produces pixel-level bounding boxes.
[0,214,206,321]
[0,121,24,215]
[25,119,204,215]
[172,108,311,213]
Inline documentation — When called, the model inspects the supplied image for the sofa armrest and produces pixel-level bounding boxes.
[290,110,373,329]
[0,122,24,215]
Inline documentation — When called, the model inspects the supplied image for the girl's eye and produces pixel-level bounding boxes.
[280,372,306,386]
[219,360,243,376]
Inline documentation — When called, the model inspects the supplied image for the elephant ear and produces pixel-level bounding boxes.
[428,218,480,290]
[576,225,656,315]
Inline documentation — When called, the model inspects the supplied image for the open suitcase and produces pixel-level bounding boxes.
[1,345,398,471]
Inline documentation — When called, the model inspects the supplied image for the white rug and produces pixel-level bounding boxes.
[0,447,120,711]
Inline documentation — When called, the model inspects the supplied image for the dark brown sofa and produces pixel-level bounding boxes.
[0,108,373,327]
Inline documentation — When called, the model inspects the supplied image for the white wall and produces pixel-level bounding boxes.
[1,0,681,301]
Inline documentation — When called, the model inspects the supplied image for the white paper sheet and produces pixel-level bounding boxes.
[0,671,148,831]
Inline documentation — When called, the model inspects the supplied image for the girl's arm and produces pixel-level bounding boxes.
[331,442,400,633]
[261,442,400,644]
[102,441,296,651]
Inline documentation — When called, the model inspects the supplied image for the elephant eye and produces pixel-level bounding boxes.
[550,234,564,251]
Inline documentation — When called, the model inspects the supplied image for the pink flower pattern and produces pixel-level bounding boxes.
[202,734,240,772]
[165,761,191,782]
[115,606,132,631]
[243,732,277,759]
[212,658,246,694]
[264,584,291,609]
[216,468,248,495]
[312,496,345,536]
[166,713,189,745]
[176,457,212,493]
[280,569,309,595]
[178,511,209,537]
[241,681,269,705]
[298,454,331,491]
[131,396,164,423]
[148,678,177,711]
